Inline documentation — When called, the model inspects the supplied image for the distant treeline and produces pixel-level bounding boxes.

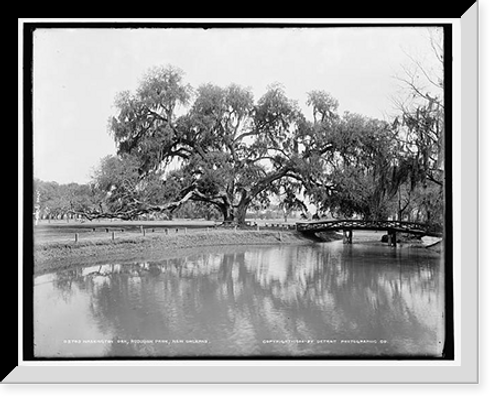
[33,179,302,222]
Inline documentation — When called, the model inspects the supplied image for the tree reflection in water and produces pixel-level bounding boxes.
[36,243,444,358]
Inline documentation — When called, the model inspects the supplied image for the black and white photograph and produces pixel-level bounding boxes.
[29,23,451,361]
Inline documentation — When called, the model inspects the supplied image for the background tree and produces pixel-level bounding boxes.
[392,27,444,226]
[274,179,309,222]
[293,92,389,219]
[301,100,403,221]
[34,179,95,220]
[75,154,177,220]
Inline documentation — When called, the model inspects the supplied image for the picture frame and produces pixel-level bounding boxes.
[7,9,479,384]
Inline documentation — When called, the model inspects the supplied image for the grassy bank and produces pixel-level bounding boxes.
[33,229,312,274]
[32,221,442,274]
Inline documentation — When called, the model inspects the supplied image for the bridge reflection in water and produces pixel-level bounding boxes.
[296,219,443,245]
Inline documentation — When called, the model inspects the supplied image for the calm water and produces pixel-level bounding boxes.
[34,242,445,358]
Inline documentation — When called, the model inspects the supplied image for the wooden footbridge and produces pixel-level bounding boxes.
[296,219,443,245]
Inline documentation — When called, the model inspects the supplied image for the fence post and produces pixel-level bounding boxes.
[111,231,115,242]
[74,233,79,243]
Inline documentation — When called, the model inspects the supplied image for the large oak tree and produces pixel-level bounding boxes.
[105,66,306,224]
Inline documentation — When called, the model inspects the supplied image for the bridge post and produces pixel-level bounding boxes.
[343,229,353,244]
[387,230,397,247]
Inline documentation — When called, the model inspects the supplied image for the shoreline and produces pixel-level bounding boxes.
[33,228,442,275]
[33,230,313,274]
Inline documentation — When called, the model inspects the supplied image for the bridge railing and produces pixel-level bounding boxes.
[295,219,442,236]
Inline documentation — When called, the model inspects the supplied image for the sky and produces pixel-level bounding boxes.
[32,26,441,184]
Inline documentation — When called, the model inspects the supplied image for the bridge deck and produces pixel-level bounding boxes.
[296,219,442,238]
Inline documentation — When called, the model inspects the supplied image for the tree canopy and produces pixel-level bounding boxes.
[49,59,444,229]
